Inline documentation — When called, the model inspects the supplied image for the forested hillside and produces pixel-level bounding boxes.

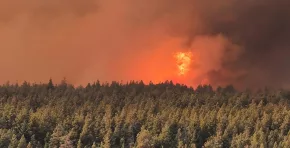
[0,79,289,148]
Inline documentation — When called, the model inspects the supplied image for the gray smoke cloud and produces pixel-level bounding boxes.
[196,0,290,89]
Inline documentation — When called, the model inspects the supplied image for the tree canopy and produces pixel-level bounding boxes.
[0,80,289,148]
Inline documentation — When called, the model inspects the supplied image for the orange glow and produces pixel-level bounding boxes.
[175,52,193,76]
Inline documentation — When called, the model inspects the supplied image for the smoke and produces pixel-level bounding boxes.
[196,0,290,89]
[0,0,290,89]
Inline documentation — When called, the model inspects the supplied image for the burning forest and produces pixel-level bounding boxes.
[0,0,290,90]
[0,1,290,147]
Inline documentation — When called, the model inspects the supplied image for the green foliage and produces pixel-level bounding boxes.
[9,134,18,148]
[0,81,289,147]
[136,126,154,148]
[17,135,27,148]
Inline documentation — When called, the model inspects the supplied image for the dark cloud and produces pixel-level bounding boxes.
[196,0,290,89]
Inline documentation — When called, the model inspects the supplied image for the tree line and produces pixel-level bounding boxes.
[0,79,289,148]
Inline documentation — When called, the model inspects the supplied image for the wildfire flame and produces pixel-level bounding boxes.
[175,52,193,76]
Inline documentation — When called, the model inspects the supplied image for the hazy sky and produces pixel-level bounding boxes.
[1,0,290,89]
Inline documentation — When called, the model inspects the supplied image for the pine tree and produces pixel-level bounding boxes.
[158,123,178,147]
[280,131,290,148]
[59,134,74,148]
[102,128,112,148]
[79,114,93,146]
[47,78,54,90]
[203,135,223,148]
[77,139,82,148]
[120,137,125,148]
[177,141,185,148]
[49,124,65,148]
[9,134,18,148]
[17,135,27,148]
[43,133,51,148]
[136,127,154,148]
[0,129,13,148]
[101,106,113,148]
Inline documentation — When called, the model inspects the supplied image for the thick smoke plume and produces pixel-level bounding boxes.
[0,0,290,89]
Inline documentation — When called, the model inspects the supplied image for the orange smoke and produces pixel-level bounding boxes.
[0,0,242,89]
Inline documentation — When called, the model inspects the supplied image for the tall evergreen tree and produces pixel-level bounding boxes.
[17,135,27,148]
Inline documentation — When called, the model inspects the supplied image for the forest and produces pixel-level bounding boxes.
[0,79,289,148]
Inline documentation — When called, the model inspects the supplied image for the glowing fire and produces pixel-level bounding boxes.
[175,52,193,76]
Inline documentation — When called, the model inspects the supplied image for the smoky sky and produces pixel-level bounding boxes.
[0,0,290,89]
[197,0,290,89]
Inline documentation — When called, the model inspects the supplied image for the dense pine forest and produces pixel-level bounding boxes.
[0,79,289,148]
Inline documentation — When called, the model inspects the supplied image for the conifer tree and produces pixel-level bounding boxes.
[9,134,18,148]
[77,139,82,148]
[49,124,65,148]
[136,127,154,148]
[17,135,27,148]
